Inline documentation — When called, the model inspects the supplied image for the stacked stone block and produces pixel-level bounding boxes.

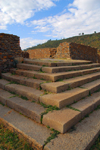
[0,33,22,72]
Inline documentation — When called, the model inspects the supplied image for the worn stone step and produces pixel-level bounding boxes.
[0,104,51,150]
[17,63,42,71]
[0,79,43,102]
[40,88,89,108]
[42,63,100,73]
[0,88,45,123]
[2,72,44,89]
[43,108,81,133]
[42,91,100,134]
[24,58,91,67]
[71,91,100,118]
[10,67,100,82]
[41,72,100,93]
[81,79,100,94]
[45,109,100,150]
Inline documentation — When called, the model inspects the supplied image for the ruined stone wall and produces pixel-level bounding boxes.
[54,42,98,62]
[55,42,70,59]
[69,43,97,62]
[0,33,22,72]
[27,41,98,63]
[27,48,56,59]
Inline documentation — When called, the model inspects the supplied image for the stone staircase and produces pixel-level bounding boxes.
[1,58,100,149]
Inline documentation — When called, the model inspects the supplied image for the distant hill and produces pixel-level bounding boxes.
[24,32,100,51]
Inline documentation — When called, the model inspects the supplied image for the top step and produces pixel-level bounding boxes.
[24,58,92,67]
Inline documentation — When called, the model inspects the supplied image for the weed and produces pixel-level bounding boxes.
[33,75,37,79]
[46,125,50,129]
[43,129,60,147]
[69,126,76,132]
[0,102,5,106]
[56,79,63,82]
[66,105,81,112]
[41,78,45,80]
[32,100,35,103]
[9,91,16,95]
[41,90,52,96]
[11,72,16,75]
[42,65,48,67]
[40,103,59,123]
[20,95,28,100]
[9,95,16,98]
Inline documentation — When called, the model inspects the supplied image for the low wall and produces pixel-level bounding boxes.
[0,33,22,72]
[27,48,56,59]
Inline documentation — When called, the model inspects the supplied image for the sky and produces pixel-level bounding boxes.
[0,0,100,50]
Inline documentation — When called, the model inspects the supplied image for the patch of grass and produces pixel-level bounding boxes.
[40,102,60,123]
[0,123,34,150]
[43,128,60,147]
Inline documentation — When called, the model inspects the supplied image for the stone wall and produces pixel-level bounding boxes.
[27,48,56,59]
[69,43,97,62]
[54,42,98,62]
[55,42,70,59]
[0,33,22,72]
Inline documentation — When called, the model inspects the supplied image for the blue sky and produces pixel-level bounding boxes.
[0,0,100,50]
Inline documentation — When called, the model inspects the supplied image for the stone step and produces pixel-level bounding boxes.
[40,79,100,108]
[10,67,100,82]
[2,72,44,89]
[71,91,100,118]
[0,104,52,150]
[42,63,100,73]
[45,109,100,150]
[0,88,45,123]
[81,79,100,94]
[41,72,100,93]
[0,79,43,102]
[42,91,100,134]
[40,88,89,108]
[17,63,42,71]
[24,58,92,67]
[43,108,81,133]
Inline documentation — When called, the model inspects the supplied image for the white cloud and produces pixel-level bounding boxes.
[0,0,57,29]
[20,37,47,49]
[30,0,100,38]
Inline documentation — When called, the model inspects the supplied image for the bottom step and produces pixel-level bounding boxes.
[1,104,100,150]
[0,104,51,150]
[45,109,100,150]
